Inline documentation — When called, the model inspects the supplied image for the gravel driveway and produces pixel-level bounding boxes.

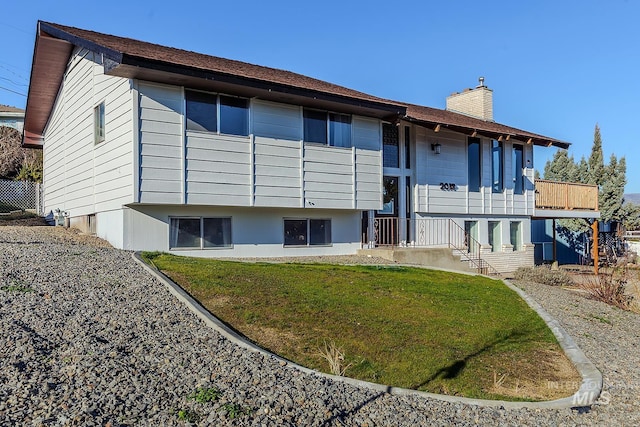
[1,226,639,426]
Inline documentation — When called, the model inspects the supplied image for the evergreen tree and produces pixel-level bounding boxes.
[576,156,589,183]
[622,202,640,230]
[600,155,626,222]
[587,124,605,186]
[543,149,577,182]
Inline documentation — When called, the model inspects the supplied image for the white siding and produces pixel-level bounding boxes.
[415,129,467,214]
[252,100,301,140]
[303,145,353,209]
[254,136,302,207]
[42,48,133,218]
[355,149,381,209]
[414,127,535,216]
[138,83,183,204]
[186,132,251,206]
[135,95,382,210]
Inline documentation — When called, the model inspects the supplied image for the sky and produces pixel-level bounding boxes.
[1,0,639,191]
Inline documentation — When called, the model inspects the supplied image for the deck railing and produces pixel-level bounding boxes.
[535,179,598,211]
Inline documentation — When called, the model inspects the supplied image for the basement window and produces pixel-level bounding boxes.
[94,102,105,144]
[170,217,232,249]
[284,218,332,246]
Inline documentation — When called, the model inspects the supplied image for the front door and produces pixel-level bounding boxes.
[366,123,413,246]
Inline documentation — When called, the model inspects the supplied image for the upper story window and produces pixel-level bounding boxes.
[492,140,503,193]
[303,109,351,148]
[94,102,105,144]
[185,90,249,136]
[513,144,524,195]
[382,123,399,168]
[468,137,481,192]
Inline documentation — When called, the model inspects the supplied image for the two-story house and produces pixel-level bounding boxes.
[23,22,598,273]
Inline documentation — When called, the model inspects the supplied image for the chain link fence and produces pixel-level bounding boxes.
[0,180,43,215]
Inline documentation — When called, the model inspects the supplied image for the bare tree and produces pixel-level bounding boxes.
[0,126,42,181]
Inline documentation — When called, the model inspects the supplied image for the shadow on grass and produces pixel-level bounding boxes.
[412,329,528,390]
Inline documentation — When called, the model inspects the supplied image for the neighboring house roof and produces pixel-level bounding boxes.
[0,105,24,114]
[23,21,569,149]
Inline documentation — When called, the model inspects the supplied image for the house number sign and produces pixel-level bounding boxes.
[440,182,457,191]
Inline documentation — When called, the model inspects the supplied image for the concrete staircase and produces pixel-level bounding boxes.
[357,247,478,274]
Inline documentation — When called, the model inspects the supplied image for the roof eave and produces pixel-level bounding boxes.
[404,116,570,149]
[22,21,124,148]
[108,54,406,118]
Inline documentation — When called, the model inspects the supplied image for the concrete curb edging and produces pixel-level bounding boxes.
[132,252,603,410]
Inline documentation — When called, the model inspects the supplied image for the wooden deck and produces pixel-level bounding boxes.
[535,179,598,211]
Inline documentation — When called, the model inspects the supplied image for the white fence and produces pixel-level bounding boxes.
[0,179,43,215]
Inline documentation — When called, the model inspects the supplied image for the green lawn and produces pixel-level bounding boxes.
[143,253,580,400]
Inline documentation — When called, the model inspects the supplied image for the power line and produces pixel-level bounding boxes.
[0,21,32,36]
[0,76,27,87]
[0,85,26,97]
[0,63,29,80]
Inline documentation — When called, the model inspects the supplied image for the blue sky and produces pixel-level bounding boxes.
[1,1,638,191]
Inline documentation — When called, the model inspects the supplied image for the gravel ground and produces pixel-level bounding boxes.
[1,226,639,426]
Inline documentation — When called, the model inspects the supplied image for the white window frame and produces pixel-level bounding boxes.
[94,101,105,144]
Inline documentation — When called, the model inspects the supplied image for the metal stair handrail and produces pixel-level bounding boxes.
[447,220,500,276]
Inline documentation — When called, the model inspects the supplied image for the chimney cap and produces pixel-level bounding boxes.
[478,76,485,88]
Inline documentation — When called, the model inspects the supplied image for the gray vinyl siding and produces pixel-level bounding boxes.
[303,145,354,209]
[414,127,534,216]
[253,136,302,207]
[354,149,382,209]
[42,47,133,217]
[135,89,382,209]
[137,83,183,204]
[186,132,251,206]
[252,100,301,140]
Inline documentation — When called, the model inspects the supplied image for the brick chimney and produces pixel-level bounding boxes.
[445,77,494,122]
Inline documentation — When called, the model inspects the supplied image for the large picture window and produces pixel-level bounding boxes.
[468,137,481,192]
[284,218,331,246]
[170,217,232,249]
[303,109,351,147]
[185,90,248,136]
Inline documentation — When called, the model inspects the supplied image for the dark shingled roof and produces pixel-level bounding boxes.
[25,21,569,149]
[401,103,567,147]
[43,22,400,108]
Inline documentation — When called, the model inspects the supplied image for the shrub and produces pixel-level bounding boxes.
[576,268,633,310]
[513,266,572,287]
